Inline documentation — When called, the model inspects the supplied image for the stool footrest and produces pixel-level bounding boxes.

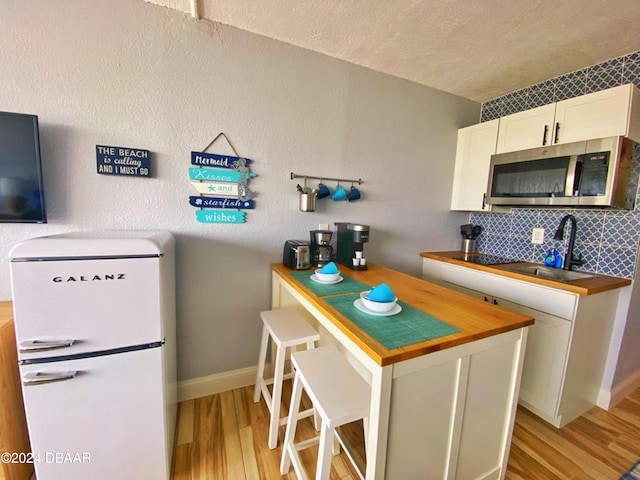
[261,382,310,418]
[279,407,314,426]
[264,371,294,387]
[294,436,320,451]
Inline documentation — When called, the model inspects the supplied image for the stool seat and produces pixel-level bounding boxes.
[253,307,320,450]
[281,345,370,480]
[292,347,370,428]
[260,308,320,346]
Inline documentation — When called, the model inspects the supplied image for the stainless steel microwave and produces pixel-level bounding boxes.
[486,136,635,208]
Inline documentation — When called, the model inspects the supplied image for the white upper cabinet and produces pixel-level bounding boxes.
[495,104,555,153]
[450,119,499,211]
[554,84,640,143]
[496,84,640,154]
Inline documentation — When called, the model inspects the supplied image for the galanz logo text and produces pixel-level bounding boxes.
[52,274,126,283]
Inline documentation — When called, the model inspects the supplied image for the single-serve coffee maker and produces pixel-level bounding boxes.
[310,230,333,267]
[335,222,370,270]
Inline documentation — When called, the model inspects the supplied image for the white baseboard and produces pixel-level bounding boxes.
[597,368,640,410]
[178,365,258,402]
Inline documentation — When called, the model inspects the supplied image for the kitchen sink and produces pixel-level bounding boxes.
[504,264,594,282]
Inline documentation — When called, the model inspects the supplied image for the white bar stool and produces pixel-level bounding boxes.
[253,307,320,450]
[280,345,371,480]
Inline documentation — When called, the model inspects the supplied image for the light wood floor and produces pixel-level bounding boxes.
[171,385,640,479]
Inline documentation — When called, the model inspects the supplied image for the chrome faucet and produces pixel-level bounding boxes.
[553,214,584,271]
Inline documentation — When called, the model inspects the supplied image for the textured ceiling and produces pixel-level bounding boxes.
[148,0,640,102]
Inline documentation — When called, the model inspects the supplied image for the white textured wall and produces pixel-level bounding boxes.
[0,0,478,380]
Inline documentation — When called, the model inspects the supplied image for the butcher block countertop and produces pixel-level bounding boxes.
[420,251,631,295]
[272,263,533,366]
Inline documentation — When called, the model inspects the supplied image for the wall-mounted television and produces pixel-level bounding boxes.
[0,111,47,223]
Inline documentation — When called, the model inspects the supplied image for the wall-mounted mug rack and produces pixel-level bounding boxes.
[290,172,364,211]
[290,172,363,185]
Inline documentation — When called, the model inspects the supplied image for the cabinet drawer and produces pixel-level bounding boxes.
[422,259,576,319]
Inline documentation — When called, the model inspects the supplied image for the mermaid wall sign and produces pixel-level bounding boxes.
[189,133,257,224]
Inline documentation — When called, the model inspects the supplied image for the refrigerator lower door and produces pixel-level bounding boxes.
[20,347,172,480]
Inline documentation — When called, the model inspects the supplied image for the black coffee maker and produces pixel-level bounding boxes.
[309,230,333,267]
[334,222,370,270]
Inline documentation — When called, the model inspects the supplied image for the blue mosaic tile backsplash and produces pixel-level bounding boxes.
[473,50,640,279]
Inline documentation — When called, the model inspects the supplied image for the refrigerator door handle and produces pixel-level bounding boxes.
[22,371,78,386]
[19,339,76,353]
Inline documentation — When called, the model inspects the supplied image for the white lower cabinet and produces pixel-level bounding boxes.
[385,329,526,479]
[423,258,620,427]
[496,298,571,419]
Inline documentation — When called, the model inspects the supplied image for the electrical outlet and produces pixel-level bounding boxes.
[319,223,329,230]
[532,228,544,244]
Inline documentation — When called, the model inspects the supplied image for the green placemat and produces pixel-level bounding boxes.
[324,293,460,350]
[289,271,370,297]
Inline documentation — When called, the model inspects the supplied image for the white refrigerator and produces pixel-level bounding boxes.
[9,231,177,480]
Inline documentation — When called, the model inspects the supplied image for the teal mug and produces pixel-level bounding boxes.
[332,185,347,201]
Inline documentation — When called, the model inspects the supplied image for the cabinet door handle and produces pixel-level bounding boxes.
[553,122,560,143]
[542,125,549,145]
[482,193,486,210]
[493,298,499,305]
[484,296,490,302]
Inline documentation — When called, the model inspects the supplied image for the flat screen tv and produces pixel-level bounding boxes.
[0,111,47,223]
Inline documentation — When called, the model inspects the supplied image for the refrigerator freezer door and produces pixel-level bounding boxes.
[11,257,162,361]
[9,230,174,260]
[20,347,172,480]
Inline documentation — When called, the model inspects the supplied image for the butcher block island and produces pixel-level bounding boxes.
[271,263,533,480]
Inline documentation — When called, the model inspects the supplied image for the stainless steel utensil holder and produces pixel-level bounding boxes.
[461,239,476,254]
[299,193,316,212]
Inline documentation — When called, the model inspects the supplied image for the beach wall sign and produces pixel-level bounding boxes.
[189,151,257,224]
[96,145,151,177]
